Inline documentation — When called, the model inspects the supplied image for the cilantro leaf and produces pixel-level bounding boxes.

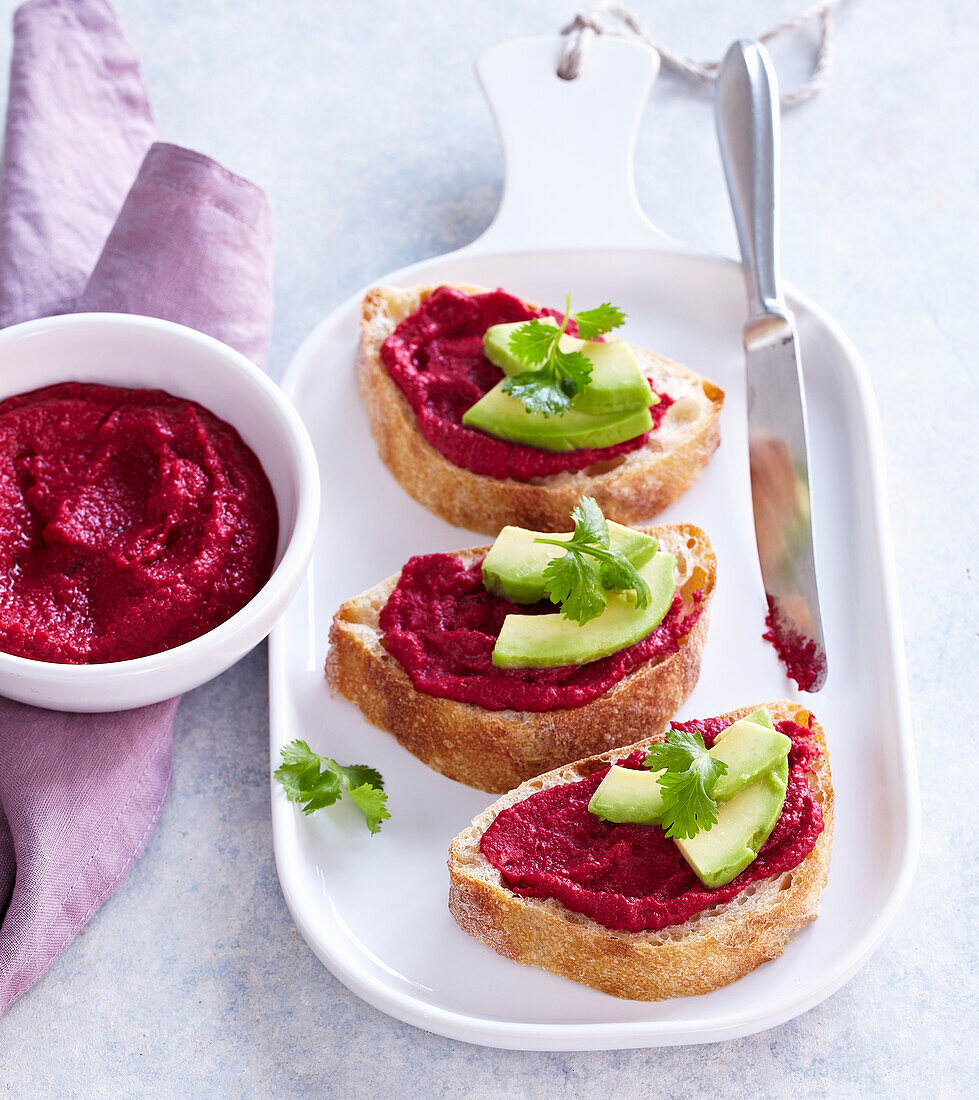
[275,740,390,835]
[503,369,575,416]
[573,302,627,339]
[345,782,390,836]
[498,294,623,416]
[534,496,654,624]
[508,318,559,366]
[551,347,593,395]
[642,734,696,774]
[643,728,728,839]
[274,740,341,808]
[542,549,608,625]
[598,554,651,610]
[334,762,384,790]
[655,770,722,839]
[570,495,610,547]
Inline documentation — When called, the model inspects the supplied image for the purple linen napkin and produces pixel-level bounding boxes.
[77,142,273,364]
[0,0,154,326]
[0,0,273,1015]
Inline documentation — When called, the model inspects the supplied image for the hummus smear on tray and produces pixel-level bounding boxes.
[0,382,277,664]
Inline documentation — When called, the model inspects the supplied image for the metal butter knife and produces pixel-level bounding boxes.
[715,39,827,691]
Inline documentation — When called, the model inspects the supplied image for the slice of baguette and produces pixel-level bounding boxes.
[447,700,833,1001]
[325,525,715,793]
[358,284,724,535]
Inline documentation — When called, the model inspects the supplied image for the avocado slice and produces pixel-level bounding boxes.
[749,707,775,729]
[708,721,791,803]
[675,756,789,889]
[587,711,789,826]
[588,764,667,824]
[482,523,658,604]
[462,382,653,452]
[713,707,775,738]
[492,551,676,668]
[483,321,656,415]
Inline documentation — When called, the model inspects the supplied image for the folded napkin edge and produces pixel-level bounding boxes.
[0,703,175,1011]
[137,142,272,232]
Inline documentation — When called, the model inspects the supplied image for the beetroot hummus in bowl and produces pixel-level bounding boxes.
[0,313,318,712]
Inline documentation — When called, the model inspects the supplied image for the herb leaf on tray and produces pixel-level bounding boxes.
[275,740,390,834]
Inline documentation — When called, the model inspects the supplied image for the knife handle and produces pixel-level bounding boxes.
[715,40,787,324]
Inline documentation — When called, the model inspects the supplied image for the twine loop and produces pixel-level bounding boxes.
[558,1,843,108]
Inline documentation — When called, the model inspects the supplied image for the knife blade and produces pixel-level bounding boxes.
[715,40,827,691]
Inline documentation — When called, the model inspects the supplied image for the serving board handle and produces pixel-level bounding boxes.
[471,36,673,254]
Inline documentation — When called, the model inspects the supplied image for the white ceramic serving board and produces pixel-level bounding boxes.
[270,37,918,1049]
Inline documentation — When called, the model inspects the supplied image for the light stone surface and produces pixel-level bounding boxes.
[0,0,976,1096]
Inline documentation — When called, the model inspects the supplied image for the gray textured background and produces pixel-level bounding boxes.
[1,0,976,1096]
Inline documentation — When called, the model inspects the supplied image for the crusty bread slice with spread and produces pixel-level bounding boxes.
[325,525,714,793]
[358,284,724,535]
[448,700,833,1001]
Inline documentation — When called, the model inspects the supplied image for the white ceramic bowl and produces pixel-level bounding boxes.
[0,313,319,712]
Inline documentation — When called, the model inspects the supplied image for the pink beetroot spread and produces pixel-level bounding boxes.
[480,716,824,932]
[379,552,702,712]
[380,286,673,481]
[0,382,277,664]
[763,595,827,692]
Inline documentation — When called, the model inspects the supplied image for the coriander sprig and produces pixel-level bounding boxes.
[275,740,390,835]
[572,302,628,339]
[502,295,626,416]
[643,728,728,840]
[533,496,651,625]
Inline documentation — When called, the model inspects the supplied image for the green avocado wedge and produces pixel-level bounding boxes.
[749,707,775,729]
[708,720,791,803]
[483,321,656,415]
[674,756,789,889]
[715,707,775,736]
[491,551,676,669]
[587,712,789,827]
[582,708,792,888]
[462,381,653,452]
[482,523,658,604]
[588,764,667,825]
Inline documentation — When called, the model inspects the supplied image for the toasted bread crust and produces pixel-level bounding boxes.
[358,284,724,535]
[325,525,715,792]
[447,701,834,1001]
